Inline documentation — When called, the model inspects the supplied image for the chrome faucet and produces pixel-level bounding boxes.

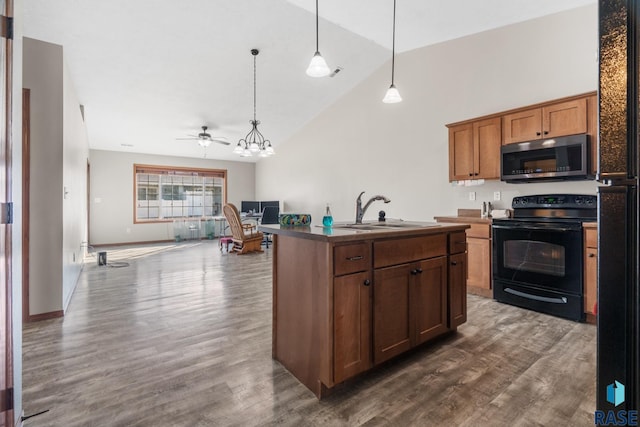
[355,191,391,224]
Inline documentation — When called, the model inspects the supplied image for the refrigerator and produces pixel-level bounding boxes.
[597,0,640,413]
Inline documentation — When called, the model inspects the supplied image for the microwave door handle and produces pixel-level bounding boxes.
[492,224,577,232]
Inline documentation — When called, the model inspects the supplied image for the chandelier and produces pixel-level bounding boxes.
[233,49,275,157]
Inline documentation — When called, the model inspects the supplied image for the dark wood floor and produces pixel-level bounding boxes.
[22,240,596,426]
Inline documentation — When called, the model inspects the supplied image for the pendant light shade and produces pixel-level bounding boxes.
[306,0,330,77]
[383,0,402,103]
[234,49,274,157]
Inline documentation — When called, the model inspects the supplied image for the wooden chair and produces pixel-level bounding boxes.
[223,203,264,255]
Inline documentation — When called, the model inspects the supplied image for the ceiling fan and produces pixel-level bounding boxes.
[176,126,230,148]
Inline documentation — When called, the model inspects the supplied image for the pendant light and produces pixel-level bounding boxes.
[233,49,275,157]
[382,0,402,103]
[306,0,331,77]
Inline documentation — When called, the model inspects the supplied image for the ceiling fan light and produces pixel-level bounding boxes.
[306,52,331,78]
[383,84,402,104]
[198,139,212,148]
[233,143,244,154]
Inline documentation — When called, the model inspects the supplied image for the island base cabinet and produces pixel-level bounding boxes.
[448,252,468,328]
[334,272,372,383]
[373,257,448,365]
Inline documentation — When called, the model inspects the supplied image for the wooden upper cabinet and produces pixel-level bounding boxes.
[502,98,588,145]
[448,123,474,181]
[448,117,501,181]
[473,117,501,180]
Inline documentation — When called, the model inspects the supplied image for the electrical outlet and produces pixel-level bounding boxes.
[469,192,476,201]
[494,191,501,201]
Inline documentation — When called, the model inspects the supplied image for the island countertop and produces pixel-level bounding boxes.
[259,221,470,243]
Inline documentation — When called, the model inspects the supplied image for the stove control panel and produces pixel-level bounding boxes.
[512,194,597,209]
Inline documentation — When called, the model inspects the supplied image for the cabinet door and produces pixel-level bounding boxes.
[373,264,412,365]
[584,246,598,316]
[473,117,501,180]
[413,257,448,346]
[542,98,587,138]
[334,272,372,383]
[448,123,474,181]
[502,108,542,144]
[448,252,467,329]
[466,236,491,290]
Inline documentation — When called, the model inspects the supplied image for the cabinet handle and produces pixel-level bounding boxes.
[588,253,596,258]
[347,255,364,261]
[364,279,371,286]
[451,261,458,265]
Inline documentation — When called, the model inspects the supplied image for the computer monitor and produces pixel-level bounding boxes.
[260,201,279,212]
[241,201,260,214]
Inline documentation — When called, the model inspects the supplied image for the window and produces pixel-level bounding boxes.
[134,164,226,222]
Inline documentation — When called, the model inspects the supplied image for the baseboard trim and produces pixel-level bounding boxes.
[27,310,64,323]
[90,239,190,248]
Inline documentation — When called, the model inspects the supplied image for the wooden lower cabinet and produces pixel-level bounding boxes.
[584,226,597,321]
[334,271,372,383]
[373,257,448,365]
[467,236,491,291]
[448,252,467,328]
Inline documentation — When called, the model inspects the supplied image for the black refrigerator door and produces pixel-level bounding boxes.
[597,186,638,411]
[597,0,640,413]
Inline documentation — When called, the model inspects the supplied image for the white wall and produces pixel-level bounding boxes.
[89,150,255,245]
[23,37,89,315]
[62,58,89,310]
[255,5,599,223]
[23,38,64,315]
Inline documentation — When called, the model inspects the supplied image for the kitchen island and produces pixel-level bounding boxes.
[259,221,470,398]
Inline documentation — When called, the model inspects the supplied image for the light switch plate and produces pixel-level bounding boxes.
[494,191,501,201]
[469,192,476,201]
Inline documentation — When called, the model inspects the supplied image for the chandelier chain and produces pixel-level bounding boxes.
[391,0,396,85]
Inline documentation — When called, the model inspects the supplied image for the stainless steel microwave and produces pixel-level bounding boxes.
[501,134,593,183]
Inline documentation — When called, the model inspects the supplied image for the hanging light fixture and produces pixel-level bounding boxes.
[382,0,402,103]
[306,0,331,77]
[233,49,275,157]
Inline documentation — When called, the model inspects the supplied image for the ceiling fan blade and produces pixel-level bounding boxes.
[211,139,231,146]
[175,137,199,140]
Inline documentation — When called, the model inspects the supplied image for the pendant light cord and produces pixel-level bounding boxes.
[253,53,257,122]
[315,0,320,52]
[391,0,396,85]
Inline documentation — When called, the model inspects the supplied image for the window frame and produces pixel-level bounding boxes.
[133,164,228,224]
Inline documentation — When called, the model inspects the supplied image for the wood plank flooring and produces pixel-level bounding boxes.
[22,241,596,426]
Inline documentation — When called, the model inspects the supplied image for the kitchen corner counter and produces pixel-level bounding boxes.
[433,216,492,224]
[583,221,597,229]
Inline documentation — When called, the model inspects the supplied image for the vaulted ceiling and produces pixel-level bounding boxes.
[23,0,595,162]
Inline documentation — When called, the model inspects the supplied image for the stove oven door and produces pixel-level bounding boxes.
[492,220,584,321]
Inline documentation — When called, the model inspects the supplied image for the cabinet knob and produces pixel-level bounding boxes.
[474,173,479,176]
[364,279,371,286]
[451,261,458,265]
[410,269,418,275]
[416,268,423,274]
[536,132,541,136]
[588,253,596,258]
[468,173,473,177]
[543,131,549,135]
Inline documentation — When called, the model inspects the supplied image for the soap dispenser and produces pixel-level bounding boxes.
[322,204,333,227]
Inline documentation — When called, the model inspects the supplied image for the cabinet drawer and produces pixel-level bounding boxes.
[334,243,371,276]
[585,228,597,248]
[466,223,490,239]
[374,234,447,269]
[449,232,467,254]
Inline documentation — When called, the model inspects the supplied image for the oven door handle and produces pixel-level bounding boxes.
[492,224,579,232]
[504,287,568,304]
